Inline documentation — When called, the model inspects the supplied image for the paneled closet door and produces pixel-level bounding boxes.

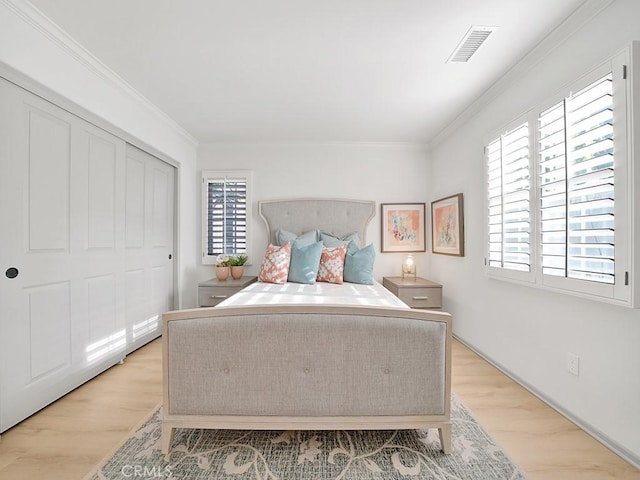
[0,78,127,432]
[124,145,175,352]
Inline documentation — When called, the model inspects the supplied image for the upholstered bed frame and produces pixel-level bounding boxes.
[161,198,452,454]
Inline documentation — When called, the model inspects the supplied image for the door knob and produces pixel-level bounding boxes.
[5,267,19,279]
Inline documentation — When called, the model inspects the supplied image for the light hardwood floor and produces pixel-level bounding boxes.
[0,338,638,480]
[451,340,639,480]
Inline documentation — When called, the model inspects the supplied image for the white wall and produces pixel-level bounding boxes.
[0,0,200,308]
[428,0,640,465]
[197,143,430,284]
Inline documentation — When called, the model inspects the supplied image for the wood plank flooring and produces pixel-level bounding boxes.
[0,337,638,479]
[0,340,163,480]
[451,339,639,480]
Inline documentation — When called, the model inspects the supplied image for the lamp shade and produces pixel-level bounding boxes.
[402,254,416,279]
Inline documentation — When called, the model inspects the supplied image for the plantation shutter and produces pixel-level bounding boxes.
[539,101,568,276]
[486,123,531,272]
[486,139,503,267]
[539,73,614,284]
[206,178,247,256]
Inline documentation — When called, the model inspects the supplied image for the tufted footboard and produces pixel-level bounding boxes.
[161,304,452,454]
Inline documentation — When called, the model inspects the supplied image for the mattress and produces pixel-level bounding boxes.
[217,280,409,309]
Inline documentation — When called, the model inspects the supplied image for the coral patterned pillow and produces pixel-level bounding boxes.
[316,243,348,284]
[258,243,292,284]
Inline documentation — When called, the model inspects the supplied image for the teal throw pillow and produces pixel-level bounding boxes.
[320,231,360,254]
[276,229,317,247]
[288,240,324,284]
[343,243,375,285]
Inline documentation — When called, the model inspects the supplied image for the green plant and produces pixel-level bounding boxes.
[228,254,248,266]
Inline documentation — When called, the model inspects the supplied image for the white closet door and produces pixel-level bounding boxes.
[0,78,127,432]
[73,122,127,365]
[124,145,175,352]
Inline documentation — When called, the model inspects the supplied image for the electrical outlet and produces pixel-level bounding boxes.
[566,352,580,376]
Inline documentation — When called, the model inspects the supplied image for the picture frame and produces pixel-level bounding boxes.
[431,193,464,256]
[380,203,426,253]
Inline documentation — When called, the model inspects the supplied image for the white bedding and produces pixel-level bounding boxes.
[218,280,409,309]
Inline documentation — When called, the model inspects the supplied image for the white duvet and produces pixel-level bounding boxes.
[218,280,409,309]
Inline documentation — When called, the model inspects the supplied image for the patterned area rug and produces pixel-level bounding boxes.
[85,395,526,479]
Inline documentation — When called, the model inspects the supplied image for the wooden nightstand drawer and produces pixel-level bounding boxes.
[382,276,443,309]
[198,276,257,307]
[396,287,442,309]
[198,285,238,307]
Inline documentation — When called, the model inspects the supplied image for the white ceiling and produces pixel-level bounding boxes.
[28,0,587,144]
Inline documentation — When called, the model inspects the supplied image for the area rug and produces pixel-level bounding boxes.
[85,395,526,479]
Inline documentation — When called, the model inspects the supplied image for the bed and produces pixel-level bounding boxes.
[161,198,452,455]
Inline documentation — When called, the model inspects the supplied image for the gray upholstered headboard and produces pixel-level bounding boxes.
[259,198,376,246]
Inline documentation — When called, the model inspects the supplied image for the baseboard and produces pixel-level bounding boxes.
[453,334,640,470]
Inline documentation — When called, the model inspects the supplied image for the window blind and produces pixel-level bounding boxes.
[486,123,531,272]
[487,138,503,268]
[206,179,247,256]
[539,73,614,284]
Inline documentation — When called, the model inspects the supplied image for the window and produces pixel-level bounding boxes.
[486,122,531,277]
[485,51,632,305]
[201,171,252,265]
[539,74,615,284]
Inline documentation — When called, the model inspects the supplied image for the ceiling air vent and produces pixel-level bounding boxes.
[447,26,497,63]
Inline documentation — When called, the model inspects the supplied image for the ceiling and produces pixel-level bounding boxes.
[28,0,588,144]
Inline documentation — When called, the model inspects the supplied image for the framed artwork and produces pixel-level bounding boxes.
[431,193,464,256]
[380,203,426,252]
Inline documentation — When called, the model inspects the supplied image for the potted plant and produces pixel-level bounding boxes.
[215,254,231,281]
[228,254,248,280]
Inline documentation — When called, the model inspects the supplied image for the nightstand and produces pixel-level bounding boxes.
[198,276,257,307]
[382,276,443,309]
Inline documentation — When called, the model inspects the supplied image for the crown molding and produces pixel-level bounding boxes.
[430,0,615,148]
[198,141,429,151]
[1,0,198,148]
